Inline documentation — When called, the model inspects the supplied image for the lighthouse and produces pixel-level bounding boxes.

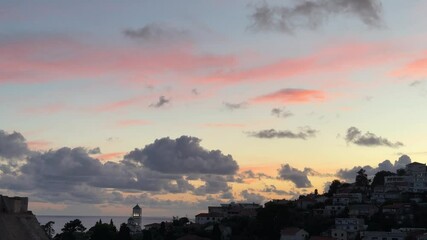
[132,204,142,226]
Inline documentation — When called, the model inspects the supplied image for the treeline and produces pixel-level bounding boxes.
[41,219,133,240]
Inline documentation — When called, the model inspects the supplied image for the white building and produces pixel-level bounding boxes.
[333,193,362,206]
[332,218,366,240]
[360,231,406,240]
[127,204,142,233]
[280,227,309,240]
[195,212,223,225]
[323,205,346,217]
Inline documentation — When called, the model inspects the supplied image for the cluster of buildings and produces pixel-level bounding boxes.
[279,162,427,240]
[195,202,261,225]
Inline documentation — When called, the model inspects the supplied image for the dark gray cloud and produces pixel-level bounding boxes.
[262,185,288,195]
[125,136,238,175]
[88,147,101,154]
[345,127,404,148]
[271,107,293,118]
[336,154,411,181]
[0,130,29,159]
[241,190,266,203]
[247,127,317,139]
[149,96,170,108]
[0,130,239,204]
[123,23,190,42]
[239,170,274,180]
[219,191,234,200]
[249,0,383,33]
[194,175,232,195]
[278,164,314,188]
[223,102,248,111]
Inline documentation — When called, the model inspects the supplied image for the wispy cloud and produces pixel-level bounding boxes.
[271,107,293,118]
[393,56,427,79]
[253,88,326,104]
[0,35,236,84]
[123,23,190,43]
[223,102,248,110]
[249,0,384,33]
[149,96,170,108]
[246,127,317,140]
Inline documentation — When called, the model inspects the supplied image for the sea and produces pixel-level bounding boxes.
[37,215,172,234]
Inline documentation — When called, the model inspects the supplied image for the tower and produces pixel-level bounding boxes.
[132,204,142,226]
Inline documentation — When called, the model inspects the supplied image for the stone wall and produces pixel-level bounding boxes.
[0,195,48,240]
[0,195,28,213]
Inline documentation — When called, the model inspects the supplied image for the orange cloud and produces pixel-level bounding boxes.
[97,152,126,161]
[252,88,326,104]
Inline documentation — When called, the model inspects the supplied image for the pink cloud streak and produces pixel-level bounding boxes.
[200,42,396,84]
[392,56,427,78]
[252,88,326,104]
[0,36,236,84]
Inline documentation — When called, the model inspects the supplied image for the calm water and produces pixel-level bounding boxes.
[37,215,172,234]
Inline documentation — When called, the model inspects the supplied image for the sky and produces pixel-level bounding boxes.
[1,0,427,218]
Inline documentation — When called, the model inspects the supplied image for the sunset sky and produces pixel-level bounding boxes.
[1,0,427,217]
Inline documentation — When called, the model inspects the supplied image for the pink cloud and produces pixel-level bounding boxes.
[97,152,126,161]
[0,36,236,84]
[392,56,427,78]
[93,96,148,113]
[252,88,326,104]
[199,41,396,84]
[116,119,151,127]
[27,140,52,150]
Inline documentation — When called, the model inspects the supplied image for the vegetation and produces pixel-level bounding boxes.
[41,221,55,239]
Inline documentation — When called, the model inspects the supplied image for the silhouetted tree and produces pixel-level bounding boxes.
[212,224,221,240]
[355,168,369,187]
[118,223,132,240]
[41,221,55,239]
[397,168,406,176]
[89,221,117,240]
[62,219,86,233]
[327,180,342,196]
[371,171,395,188]
[54,219,87,240]
[179,217,189,225]
[142,229,152,240]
